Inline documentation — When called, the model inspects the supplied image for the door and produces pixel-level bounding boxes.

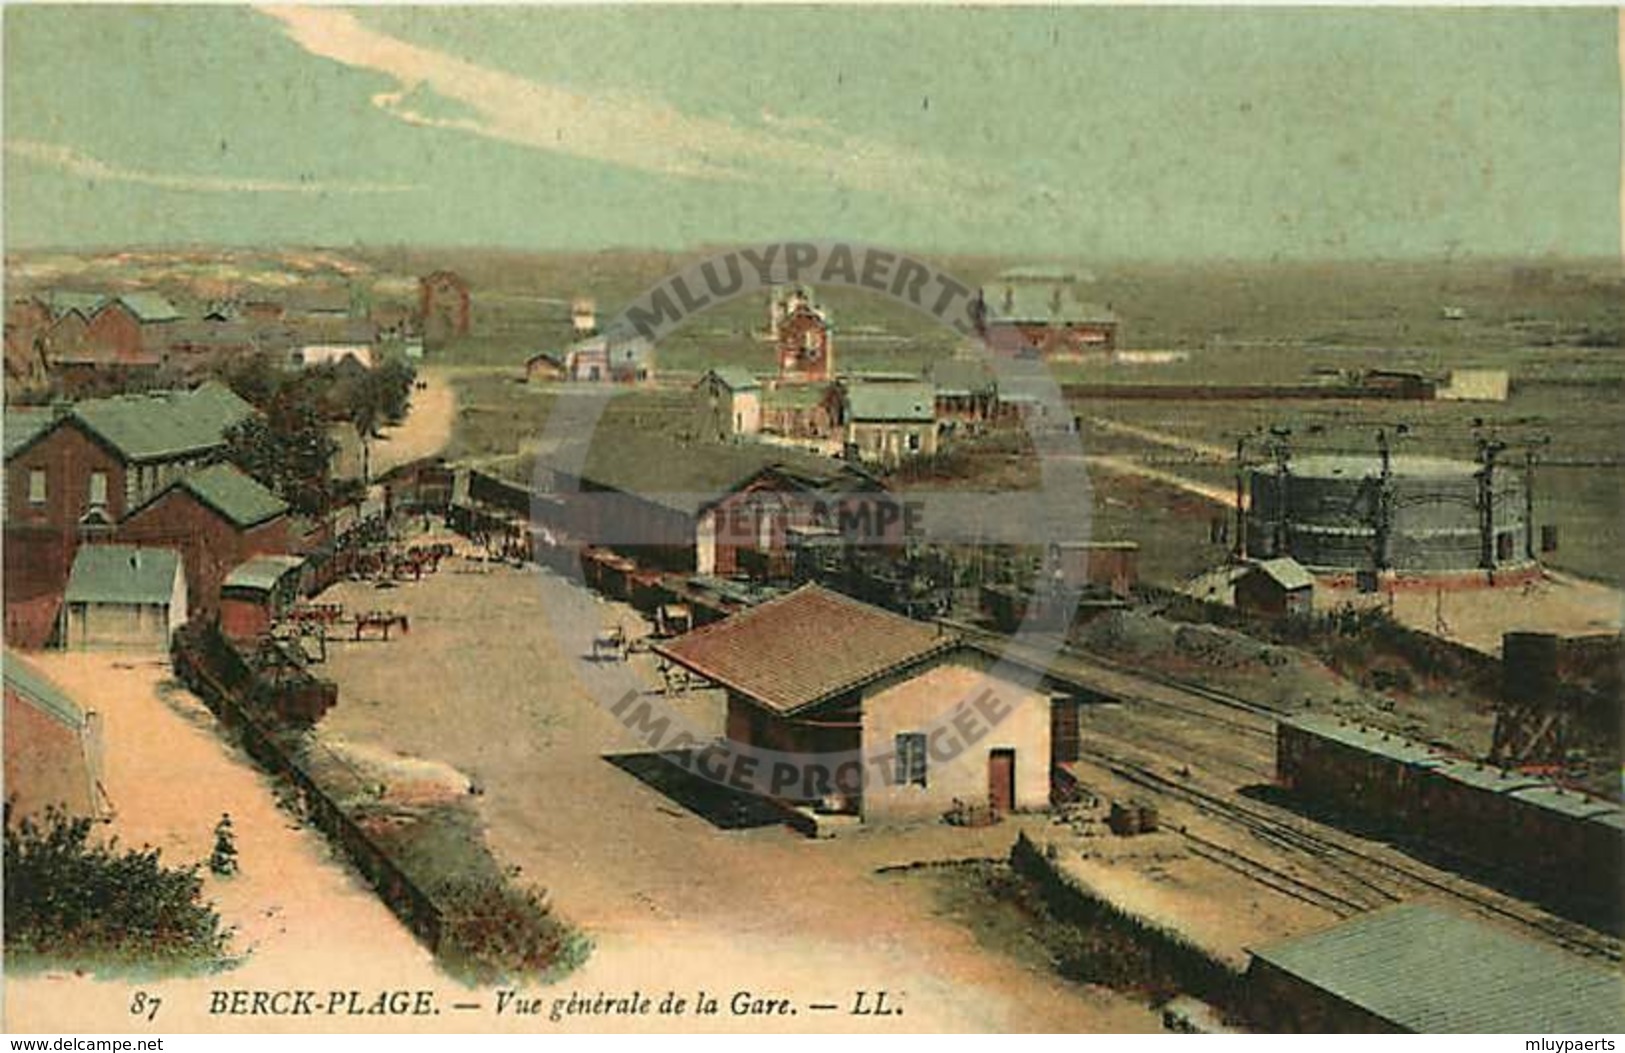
[988,749,1016,814]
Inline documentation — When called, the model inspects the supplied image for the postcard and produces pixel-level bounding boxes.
[3,3,1622,1039]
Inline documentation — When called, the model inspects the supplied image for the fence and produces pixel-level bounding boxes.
[171,625,445,950]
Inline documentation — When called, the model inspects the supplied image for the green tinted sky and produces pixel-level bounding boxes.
[3,5,1619,259]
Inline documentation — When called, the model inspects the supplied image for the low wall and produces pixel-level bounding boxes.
[1009,832,1244,1011]
[171,625,444,950]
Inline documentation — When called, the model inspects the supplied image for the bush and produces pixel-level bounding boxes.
[434,878,589,985]
[4,803,229,971]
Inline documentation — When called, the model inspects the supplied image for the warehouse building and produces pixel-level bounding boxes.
[1246,903,1625,1032]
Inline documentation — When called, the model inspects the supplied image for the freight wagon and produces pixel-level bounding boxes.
[1278,713,1622,915]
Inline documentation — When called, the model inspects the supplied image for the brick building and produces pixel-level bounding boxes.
[773,286,834,381]
[3,383,256,645]
[119,462,292,620]
[3,653,106,819]
[976,269,1118,360]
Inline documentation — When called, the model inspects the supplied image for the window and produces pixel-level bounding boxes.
[28,468,46,504]
[88,471,108,508]
[906,432,922,453]
[895,732,927,788]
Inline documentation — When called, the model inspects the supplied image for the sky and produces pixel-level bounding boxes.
[2,5,1620,260]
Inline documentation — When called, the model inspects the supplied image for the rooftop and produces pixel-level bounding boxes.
[150,462,288,528]
[697,367,762,392]
[1247,556,1315,591]
[654,584,958,715]
[846,382,936,422]
[1249,903,1625,1033]
[982,281,1117,326]
[4,651,86,730]
[222,554,305,594]
[1282,713,1444,767]
[4,406,56,460]
[1257,454,1481,481]
[548,434,874,517]
[929,358,997,397]
[64,545,181,607]
[62,381,255,463]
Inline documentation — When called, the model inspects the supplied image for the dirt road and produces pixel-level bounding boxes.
[369,367,457,477]
[5,653,441,1034]
[307,559,1160,1033]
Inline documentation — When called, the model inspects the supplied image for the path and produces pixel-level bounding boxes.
[370,367,456,477]
[5,653,441,1034]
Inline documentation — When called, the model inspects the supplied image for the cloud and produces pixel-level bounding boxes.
[5,139,419,195]
[257,5,977,202]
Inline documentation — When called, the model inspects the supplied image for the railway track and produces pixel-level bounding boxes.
[1087,743,1622,964]
[944,616,1622,963]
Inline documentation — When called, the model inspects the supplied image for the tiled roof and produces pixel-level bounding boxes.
[64,545,181,606]
[846,382,936,423]
[3,651,86,729]
[67,382,255,462]
[654,584,958,714]
[157,463,288,527]
[1249,903,1625,1033]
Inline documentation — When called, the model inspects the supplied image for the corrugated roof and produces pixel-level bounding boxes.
[654,584,958,715]
[4,407,57,460]
[64,545,181,606]
[159,463,288,527]
[1249,557,1315,591]
[847,382,936,422]
[69,382,254,462]
[1282,714,1444,767]
[3,651,86,730]
[223,554,304,593]
[1249,903,1625,1033]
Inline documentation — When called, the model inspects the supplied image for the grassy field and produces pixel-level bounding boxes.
[13,246,1617,584]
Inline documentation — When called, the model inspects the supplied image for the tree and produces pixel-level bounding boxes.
[335,358,416,484]
[224,373,338,518]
